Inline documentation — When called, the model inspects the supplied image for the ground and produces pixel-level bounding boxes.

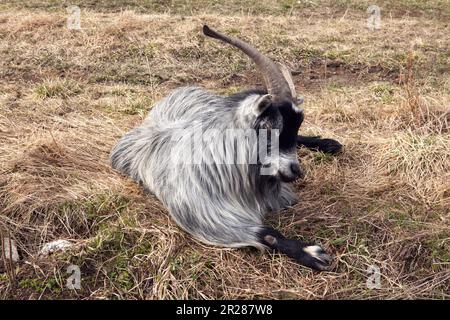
[0,0,449,299]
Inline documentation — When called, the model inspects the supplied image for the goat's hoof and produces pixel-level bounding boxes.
[318,139,343,155]
[300,245,333,271]
[282,239,333,271]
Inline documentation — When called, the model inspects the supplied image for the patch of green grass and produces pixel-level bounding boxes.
[217,86,245,96]
[425,231,450,268]
[430,246,450,266]
[19,277,61,294]
[371,82,396,103]
[91,64,163,86]
[121,99,151,116]
[171,45,204,61]
[384,205,433,232]
[144,42,161,59]
[292,47,322,60]
[0,273,9,283]
[57,193,132,237]
[393,51,423,68]
[80,222,158,294]
[34,79,82,99]
[87,225,124,252]
[170,250,202,272]
[60,193,130,221]
[169,256,183,274]
[122,42,162,61]
[431,245,450,263]
[330,235,349,246]
[324,49,352,62]
[327,82,353,94]
[107,252,135,292]
[389,0,449,12]
[436,50,450,73]
[386,210,413,228]
[372,82,394,95]
[280,0,296,12]
[109,86,138,97]
[4,0,448,16]
[313,151,335,164]
[314,227,337,242]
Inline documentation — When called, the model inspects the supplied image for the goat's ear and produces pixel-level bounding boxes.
[253,94,272,116]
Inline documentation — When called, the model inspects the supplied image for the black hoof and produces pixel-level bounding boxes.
[297,135,343,155]
[296,244,333,271]
[316,138,343,155]
[275,238,333,270]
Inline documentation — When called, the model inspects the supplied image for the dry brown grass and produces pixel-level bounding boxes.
[0,2,449,299]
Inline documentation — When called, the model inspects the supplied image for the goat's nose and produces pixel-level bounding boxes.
[290,163,301,177]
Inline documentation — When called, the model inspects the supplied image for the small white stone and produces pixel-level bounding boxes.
[39,240,73,256]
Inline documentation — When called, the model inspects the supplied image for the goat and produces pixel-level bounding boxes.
[110,25,343,270]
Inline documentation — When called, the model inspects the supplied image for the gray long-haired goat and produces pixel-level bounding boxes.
[111,25,343,270]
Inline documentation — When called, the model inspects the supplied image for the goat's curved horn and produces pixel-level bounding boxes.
[203,25,293,102]
[277,63,297,98]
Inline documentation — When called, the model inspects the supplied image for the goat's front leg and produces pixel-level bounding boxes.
[259,227,332,271]
[297,135,343,155]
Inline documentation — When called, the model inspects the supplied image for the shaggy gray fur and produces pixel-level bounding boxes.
[110,87,299,249]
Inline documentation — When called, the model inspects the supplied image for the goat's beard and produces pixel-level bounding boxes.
[248,164,282,195]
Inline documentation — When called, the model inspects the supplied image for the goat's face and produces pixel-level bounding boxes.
[203,25,305,183]
[253,95,304,183]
